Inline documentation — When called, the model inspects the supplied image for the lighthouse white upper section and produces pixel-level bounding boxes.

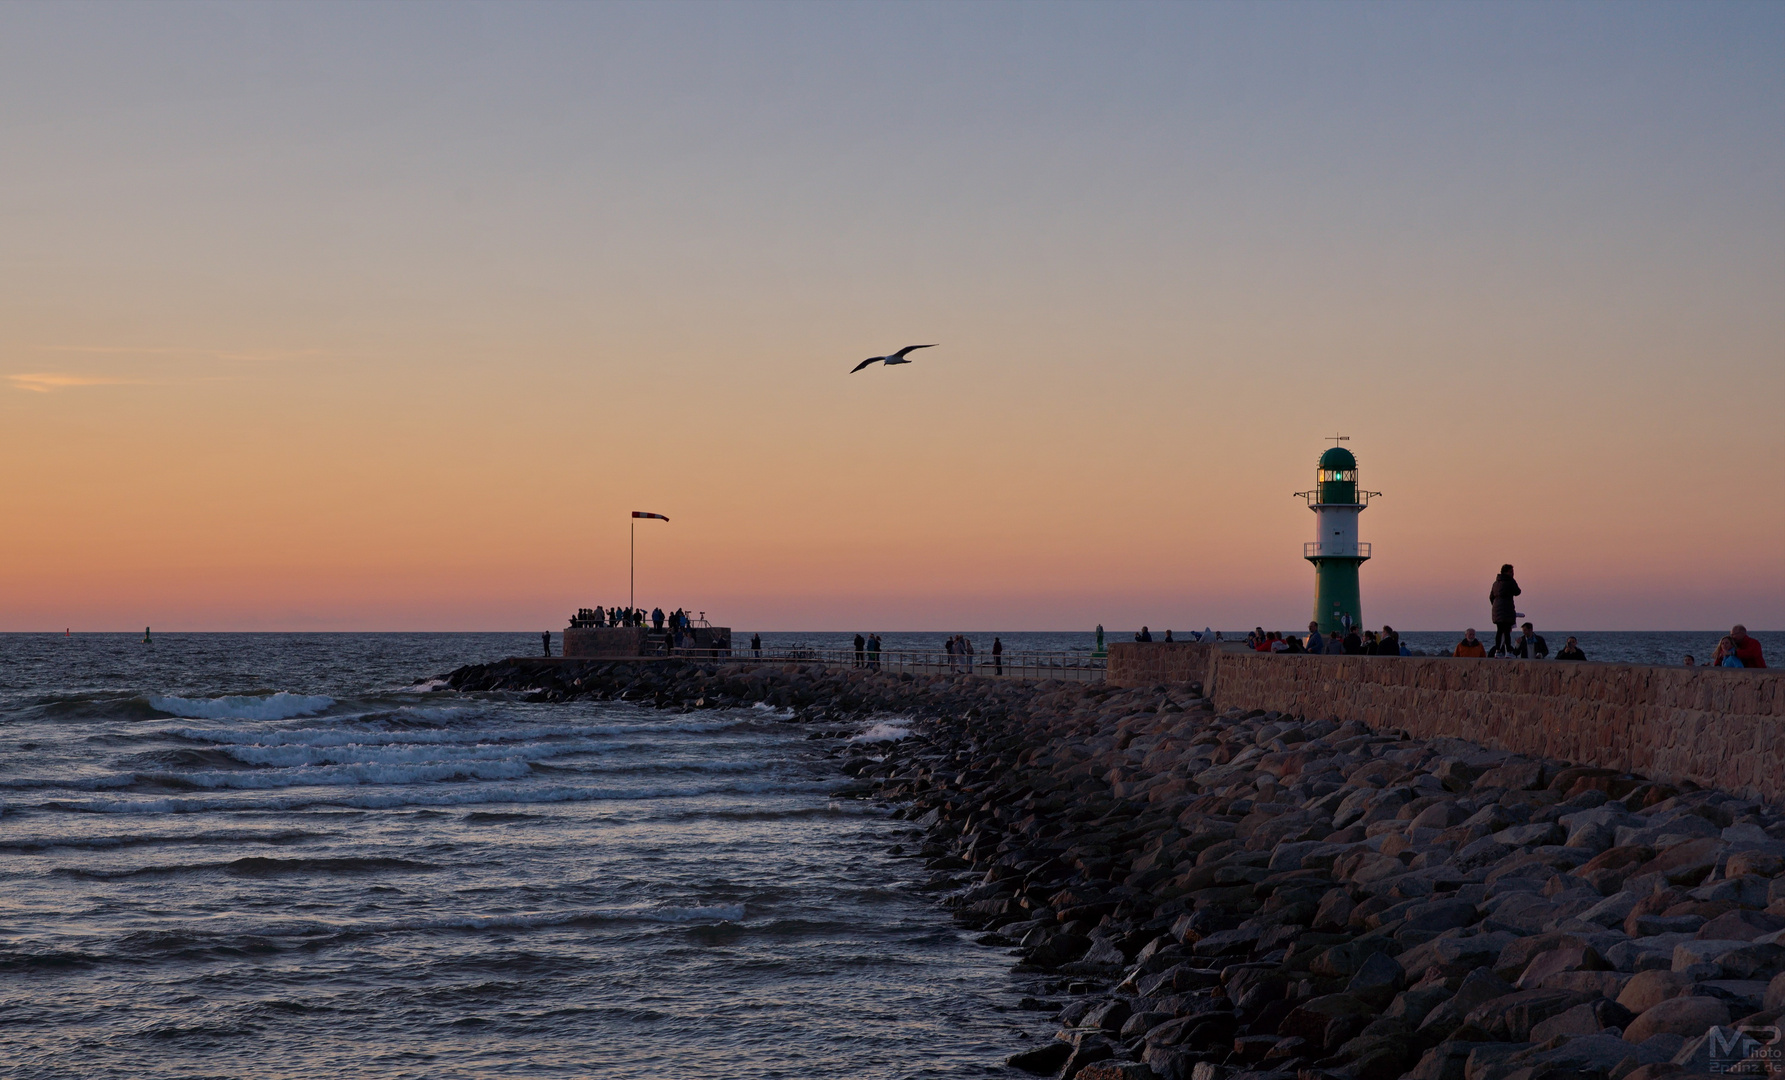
[1297,445,1377,562]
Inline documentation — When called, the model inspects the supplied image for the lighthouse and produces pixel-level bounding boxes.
[1297,439,1380,634]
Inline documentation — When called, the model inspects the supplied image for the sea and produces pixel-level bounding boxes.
[0,629,1775,1079]
[0,634,1033,1080]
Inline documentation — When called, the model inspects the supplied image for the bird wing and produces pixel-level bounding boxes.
[849,356,884,373]
[891,344,938,359]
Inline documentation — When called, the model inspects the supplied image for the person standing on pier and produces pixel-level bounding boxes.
[853,633,865,667]
[751,633,761,657]
[992,637,1003,675]
[541,631,551,657]
[1489,565,1521,656]
[1304,622,1327,654]
[867,633,881,670]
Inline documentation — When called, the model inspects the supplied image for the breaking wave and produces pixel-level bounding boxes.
[148,693,336,721]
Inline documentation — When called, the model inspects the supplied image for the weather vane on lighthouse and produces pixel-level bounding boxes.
[1295,437,1381,633]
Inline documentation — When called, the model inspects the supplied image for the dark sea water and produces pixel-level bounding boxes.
[0,634,1030,1080]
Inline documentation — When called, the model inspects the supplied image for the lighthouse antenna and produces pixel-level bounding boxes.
[1328,432,1349,446]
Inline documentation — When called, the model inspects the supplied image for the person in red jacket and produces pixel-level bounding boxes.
[1731,625,1767,668]
[1454,629,1488,658]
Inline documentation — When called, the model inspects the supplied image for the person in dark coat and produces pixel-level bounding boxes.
[853,633,866,667]
[1489,564,1521,656]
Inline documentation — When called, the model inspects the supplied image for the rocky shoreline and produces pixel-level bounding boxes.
[440,658,1785,1080]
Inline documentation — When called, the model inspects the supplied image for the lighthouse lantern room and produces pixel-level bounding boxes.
[1296,438,1380,634]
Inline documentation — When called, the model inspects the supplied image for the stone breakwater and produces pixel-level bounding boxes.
[1107,643,1785,804]
[440,658,1785,1080]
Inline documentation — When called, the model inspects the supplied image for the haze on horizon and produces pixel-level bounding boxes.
[2,1,1780,634]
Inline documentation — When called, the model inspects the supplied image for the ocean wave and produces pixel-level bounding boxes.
[99,903,750,958]
[162,716,754,748]
[851,721,913,742]
[0,829,329,853]
[148,692,335,721]
[135,759,539,790]
[53,856,440,880]
[38,777,833,815]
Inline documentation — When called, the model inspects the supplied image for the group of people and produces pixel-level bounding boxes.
[1687,626,1767,668]
[1452,624,1583,660]
[1243,624,1409,656]
[941,633,997,673]
[849,633,885,670]
[567,606,692,631]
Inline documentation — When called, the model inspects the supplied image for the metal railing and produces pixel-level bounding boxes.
[677,646,1107,683]
[1294,490,1382,507]
[1304,541,1371,559]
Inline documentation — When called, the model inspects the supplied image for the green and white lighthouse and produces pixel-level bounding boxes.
[1297,438,1380,634]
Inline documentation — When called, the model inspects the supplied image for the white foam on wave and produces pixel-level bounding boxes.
[851,721,912,743]
[149,693,335,721]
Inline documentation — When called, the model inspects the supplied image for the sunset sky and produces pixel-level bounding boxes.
[2,2,1780,632]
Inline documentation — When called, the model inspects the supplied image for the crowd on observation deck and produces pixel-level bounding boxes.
[568,606,695,631]
[1138,564,1767,669]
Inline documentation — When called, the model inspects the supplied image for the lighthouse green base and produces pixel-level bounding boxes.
[1309,557,1364,634]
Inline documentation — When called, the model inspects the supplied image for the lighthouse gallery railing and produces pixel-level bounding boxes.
[1304,541,1371,558]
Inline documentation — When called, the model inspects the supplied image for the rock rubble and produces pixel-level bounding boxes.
[436,657,1785,1080]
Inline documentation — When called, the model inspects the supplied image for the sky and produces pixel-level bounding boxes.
[1,1,1780,632]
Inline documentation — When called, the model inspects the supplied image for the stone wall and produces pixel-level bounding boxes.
[562,627,648,658]
[1108,641,1785,802]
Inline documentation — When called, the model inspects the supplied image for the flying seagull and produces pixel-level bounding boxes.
[850,344,937,374]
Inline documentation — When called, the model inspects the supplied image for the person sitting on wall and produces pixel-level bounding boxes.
[1328,631,1344,653]
[1713,636,1743,667]
[1683,654,1696,667]
[1163,629,1174,643]
[1270,633,1289,653]
[1556,637,1588,661]
[1455,629,1488,658]
[1379,625,1400,655]
[1282,633,1304,654]
[1135,626,1153,642]
[1509,622,1548,659]
[1343,627,1364,654]
[1304,622,1326,654]
[1730,625,1767,668]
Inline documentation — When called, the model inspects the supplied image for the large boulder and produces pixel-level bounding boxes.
[1635,838,1727,887]
[1528,998,1636,1042]
[1618,969,1693,1013]
[1277,993,1377,1052]
[1516,944,1611,989]
[1462,988,1592,1042]
[1623,995,1731,1043]
[1697,909,1785,942]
